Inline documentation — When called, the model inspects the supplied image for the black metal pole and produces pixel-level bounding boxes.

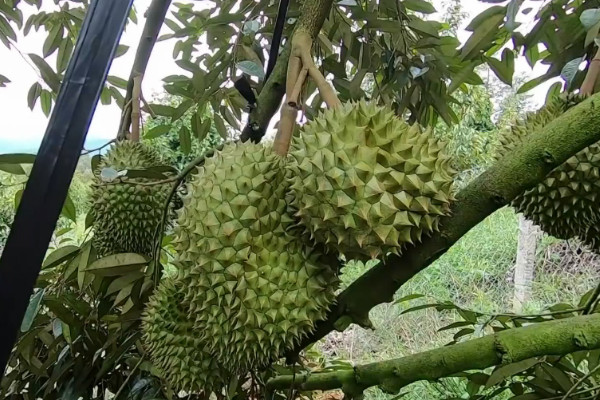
[0,0,134,375]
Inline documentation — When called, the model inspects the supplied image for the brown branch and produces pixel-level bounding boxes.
[130,75,142,142]
[287,92,600,359]
[270,313,600,394]
[117,0,172,140]
[581,48,600,96]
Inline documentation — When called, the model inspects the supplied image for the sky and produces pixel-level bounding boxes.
[0,0,557,153]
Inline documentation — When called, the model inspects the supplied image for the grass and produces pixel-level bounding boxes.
[318,207,600,399]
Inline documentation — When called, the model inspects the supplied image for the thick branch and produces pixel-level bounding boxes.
[117,0,172,139]
[239,0,334,143]
[269,313,600,394]
[290,92,600,356]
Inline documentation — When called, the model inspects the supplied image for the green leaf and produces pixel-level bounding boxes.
[486,358,540,388]
[394,293,425,304]
[403,0,436,14]
[465,6,505,32]
[29,54,61,92]
[40,89,52,116]
[107,75,128,89]
[20,288,45,332]
[505,0,524,32]
[580,8,600,31]
[106,272,144,295]
[461,12,505,60]
[438,321,475,332]
[487,48,515,85]
[115,44,129,58]
[42,23,63,57]
[61,194,77,222]
[236,60,265,79]
[145,124,171,139]
[77,241,94,289]
[517,75,547,94]
[0,73,9,87]
[561,57,583,89]
[27,82,42,110]
[0,153,36,164]
[545,82,563,104]
[213,113,228,139]
[86,253,148,276]
[179,126,191,154]
[14,188,23,210]
[91,154,101,172]
[147,103,175,117]
[43,245,80,269]
[0,163,25,174]
[56,37,73,73]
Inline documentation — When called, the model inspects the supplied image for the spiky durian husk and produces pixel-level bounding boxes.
[582,224,600,253]
[90,141,171,257]
[287,100,455,260]
[141,277,230,393]
[169,142,338,376]
[498,95,600,240]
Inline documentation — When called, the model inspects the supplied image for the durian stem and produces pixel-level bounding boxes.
[581,48,600,96]
[288,91,600,358]
[273,104,299,156]
[288,68,308,108]
[269,313,600,394]
[273,29,340,155]
[130,74,142,142]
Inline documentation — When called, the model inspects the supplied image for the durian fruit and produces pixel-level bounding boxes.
[170,142,338,376]
[141,277,230,393]
[498,95,600,240]
[90,140,172,257]
[287,100,455,260]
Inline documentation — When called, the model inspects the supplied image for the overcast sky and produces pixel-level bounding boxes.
[0,0,555,151]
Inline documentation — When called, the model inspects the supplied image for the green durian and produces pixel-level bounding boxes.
[90,140,172,257]
[141,277,230,394]
[499,95,600,240]
[149,142,338,385]
[287,100,455,260]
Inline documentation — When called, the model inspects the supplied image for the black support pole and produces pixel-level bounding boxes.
[0,0,134,375]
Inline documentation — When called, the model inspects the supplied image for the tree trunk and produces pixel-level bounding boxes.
[513,214,540,313]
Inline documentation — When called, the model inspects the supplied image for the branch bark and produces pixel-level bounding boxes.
[239,0,334,143]
[269,313,600,394]
[117,0,172,140]
[289,92,600,357]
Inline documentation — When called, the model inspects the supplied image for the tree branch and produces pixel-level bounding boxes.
[269,313,600,394]
[117,0,172,140]
[239,0,334,143]
[289,92,600,357]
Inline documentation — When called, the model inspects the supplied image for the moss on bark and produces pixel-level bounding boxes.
[270,313,600,394]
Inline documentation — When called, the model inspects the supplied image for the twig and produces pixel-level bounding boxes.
[151,143,225,284]
[561,364,600,400]
[113,355,145,400]
[81,139,116,155]
[140,93,156,118]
